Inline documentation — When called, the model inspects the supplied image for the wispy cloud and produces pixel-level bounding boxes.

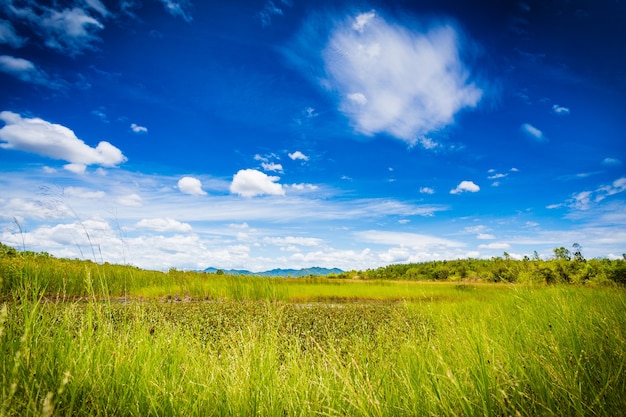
[0,19,26,47]
[230,169,285,197]
[0,111,126,173]
[478,242,511,250]
[520,123,547,142]
[263,236,322,247]
[0,55,60,88]
[602,157,622,167]
[158,0,193,22]
[4,1,107,55]
[556,177,626,211]
[355,230,464,254]
[136,218,192,232]
[552,104,570,115]
[64,186,105,199]
[450,180,480,194]
[311,10,482,146]
[258,0,292,27]
[419,187,435,195]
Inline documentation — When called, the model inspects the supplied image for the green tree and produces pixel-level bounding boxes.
[572,243,585,262]
[553,247,571,261]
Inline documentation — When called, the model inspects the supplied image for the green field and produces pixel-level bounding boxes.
[1,247,625,416]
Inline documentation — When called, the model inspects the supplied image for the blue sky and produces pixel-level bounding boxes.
[1,0,625,271]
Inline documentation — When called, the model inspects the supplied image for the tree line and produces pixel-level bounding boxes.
[333,245,626,285]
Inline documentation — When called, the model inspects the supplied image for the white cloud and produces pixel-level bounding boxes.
[2,2,108,55]
[347,92,368,105]
[552,104,570,115]
[158,0,193,22]
[116,193,142,207]
[321,11,482,145]
[288,150,309,161]
[602,158,622,167]
[264,236,322,247]
[261,162,283,172]
[136,218,192,232]
[0,111,126,171]
[596,177,626,200]
[0,55,56,87]
[177,176,207,196]
[352,10,376,32]
[355,230,464,250]
[419,187,435,194]
[92,109,108,123]
[305,107,317,118]
[84,0,109,17]
[0,19,26,47]
[230,169,285,197]
[39,7,104,54]
[415,136,440,150]
[450,180,480,194]
[258,0,291,26]
[464,225,488,234]
[477,233,496,240]
[521,123,547,142]
[556,177,626,212]
[478,242,511,250]
[64,186,105,199]
[289,183,319,191]
[130,123,147,133]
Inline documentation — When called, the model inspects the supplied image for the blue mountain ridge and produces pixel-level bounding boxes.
[203,266,343,277]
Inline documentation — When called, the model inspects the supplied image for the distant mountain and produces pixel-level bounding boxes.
[203,266,343,277]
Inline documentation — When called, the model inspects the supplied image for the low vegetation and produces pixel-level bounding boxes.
[1,242,625,415]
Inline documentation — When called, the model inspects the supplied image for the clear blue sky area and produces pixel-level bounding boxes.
[1,0,625,271]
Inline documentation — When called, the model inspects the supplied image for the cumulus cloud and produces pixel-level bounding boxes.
[450,180,480,194]
[288,150,309,161]
[177,176,207,196]
[136,218,192,232]
[317,10,482,145]
[521,123,547,142]
[230,169,285,197]
[419,187,435,194]
[0,55,57,88]
[0,111,126,172]
[130,123,147,133]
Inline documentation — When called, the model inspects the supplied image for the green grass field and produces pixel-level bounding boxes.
[1,251,625,415]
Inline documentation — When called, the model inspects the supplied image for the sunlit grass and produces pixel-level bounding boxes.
[1,251,625,415]
[1,283,625,416]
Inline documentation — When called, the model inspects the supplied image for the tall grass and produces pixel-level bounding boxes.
[1,282,624,416]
